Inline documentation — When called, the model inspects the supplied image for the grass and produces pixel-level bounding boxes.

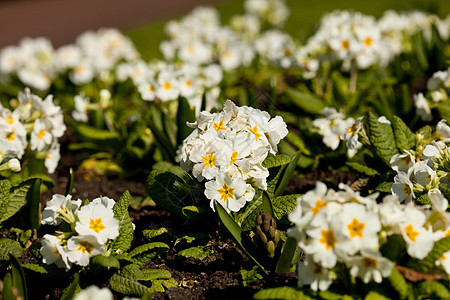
[126,0,450,60]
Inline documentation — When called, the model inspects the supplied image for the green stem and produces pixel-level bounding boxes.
[275,236,298,273]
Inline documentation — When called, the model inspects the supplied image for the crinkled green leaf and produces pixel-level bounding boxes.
[272,194,300,220]
[150,278,178,293]
[240,266,263,287]
[140,269,172,281]
[120,263,143,280]
[91,255,120,269]
[21,264,48,274]
[177,246,214,259]
[416,193,431,205]
[110,273,149,296]
[143,228,168,241]
[375,181,393,193]
[364,291,391,300]
[392,115,415,152]
[0,179,34,223]
[0,179,11,222]
[319,290,353,300]
[0,238,22,260]
[262,154,291,169]
[111,190,133,254]
[182,205,206,220]
[346,162,379,176]
[234,189,263,231]
[411,236,450,272]
[253,286,312,300]
[129,242,169,267]
[388,267,410,300]
[147,170,200,217]
[367,111,399,166]
[439,183,450,199]
[416,281,450,299]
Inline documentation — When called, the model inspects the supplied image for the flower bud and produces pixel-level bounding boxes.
[266,241,275,258]
[7,158,21,172]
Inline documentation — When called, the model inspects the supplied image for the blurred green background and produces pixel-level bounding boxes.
[127,0,450,60]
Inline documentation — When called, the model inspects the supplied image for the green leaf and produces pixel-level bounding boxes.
[234,189,263,231]
[129,242,170,267]
[437,101,450,124]
[2,273,14,300]
[0,179,11,222]
[21,264,48,274]
[285,88,326,114]
[388,267,410,300]
[214,201,266,273]
[319,290,353,300]
[140,269,172,281]
[412,236,450,272]
[261,191,274,219]
[275,236,299,273]
[0,179,34,223]
[111,191,134,254]
[440,183,450,199]
[285,132,311,155]
[27,179,41,230]
[110,273,149,296]
[272,194,300,220]
[60,273,80,300]
[240,266,263,287]
[178,246,214,259]
[416,281,450,299]
[364,291,391,300]
[182,205,206,221]
[380,234,405,262]
[177,97,196,146]
[392,116,416,152]
[253,286,312,300]
[0,238,22,260]
[75,123,119,140]
[120,263,143,280]
[143,228,168,241]
[416,193,431,205]
[10,254,27,300]
[262,154,291,169]
[346,162,380,176]
[375,181,393,193]
[367,111,399,166]
[274,152,301,197]
[147,170,200,217]
[91,255,120,269]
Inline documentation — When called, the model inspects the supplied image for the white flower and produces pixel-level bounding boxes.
[73,94,90,122]
[138,80,157,102]
[92,196,116,209]
[40,234,71,270]
[190,140,230,181]
[66,235,104,266]
[30,118,53,152]
[390,150,415,173]
[156,70,180,102]
[74,285,113,300]
[297,255,332,291]
[414,93,432,121]
[205,172,247,213]
[391,172,415,203]
[378,195,405,232]
[45,143,60,174]
[436,250,450,275]
[399,204,435,259]
[41,194,81,225]
[346,249,394,283]
[437,119,450,142]
[75,202,119,244]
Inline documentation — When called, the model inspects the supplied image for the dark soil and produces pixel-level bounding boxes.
[10,130,366,299]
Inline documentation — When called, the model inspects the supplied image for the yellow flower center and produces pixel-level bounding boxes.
[185,80,192,87]
[75,66,85,74]
[202,153,217,168]
[405,224,419,242]
[347,123,357,135]
[445,230,450,237]
[149,85,155,92]
[402,184,412,196]
[213,120,226,132]
[6,131,15,141]
[311,200,327,216]
[248,125,262,141]
[164,82,171,90]
[89,218,106,233]
[341,40,350,50]
[347,218,365,238]
[441,254,447,261]
[37,129,46,140]
[364,36,373,47]
[217,183,235,202]
[230,152,238,165]
[284,48,292,57]
[362,257,378,268]
[5,117,14,125]
[77,241,94,254]
[313,263,323,275]
[319,229,337,250]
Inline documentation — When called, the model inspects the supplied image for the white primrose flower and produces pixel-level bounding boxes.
[346,249,394,283]
[332,202,381,256]
[156,70,180,102]
[414,93,432,121]
[436,250,450,275]
[378,194,406,233]
[74,285,113,300]
[73,94,90,122]
[399,204,435,259]
[190,140,230,181]
[391,172,415,203]
[75,201,119,244]
[436,119,450,142]
[45,143,61,174]
[138,80,157,102]
[92,196,116,209]
[40,234,71,270]
[41,194,81,226]
[205,172,247,213]
[297,255,332,292]
[30,118,53,152]
[390,150,415,173]
[66,235,104,267]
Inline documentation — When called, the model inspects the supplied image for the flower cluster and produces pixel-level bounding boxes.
[390,119,450,203]
[413,68,449,121]
[288,181,450,292]
[179,100,288,213]
[40,194,119,270]
[0,88,65,173]
[0,28,138,90]
[117,60,223,113]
